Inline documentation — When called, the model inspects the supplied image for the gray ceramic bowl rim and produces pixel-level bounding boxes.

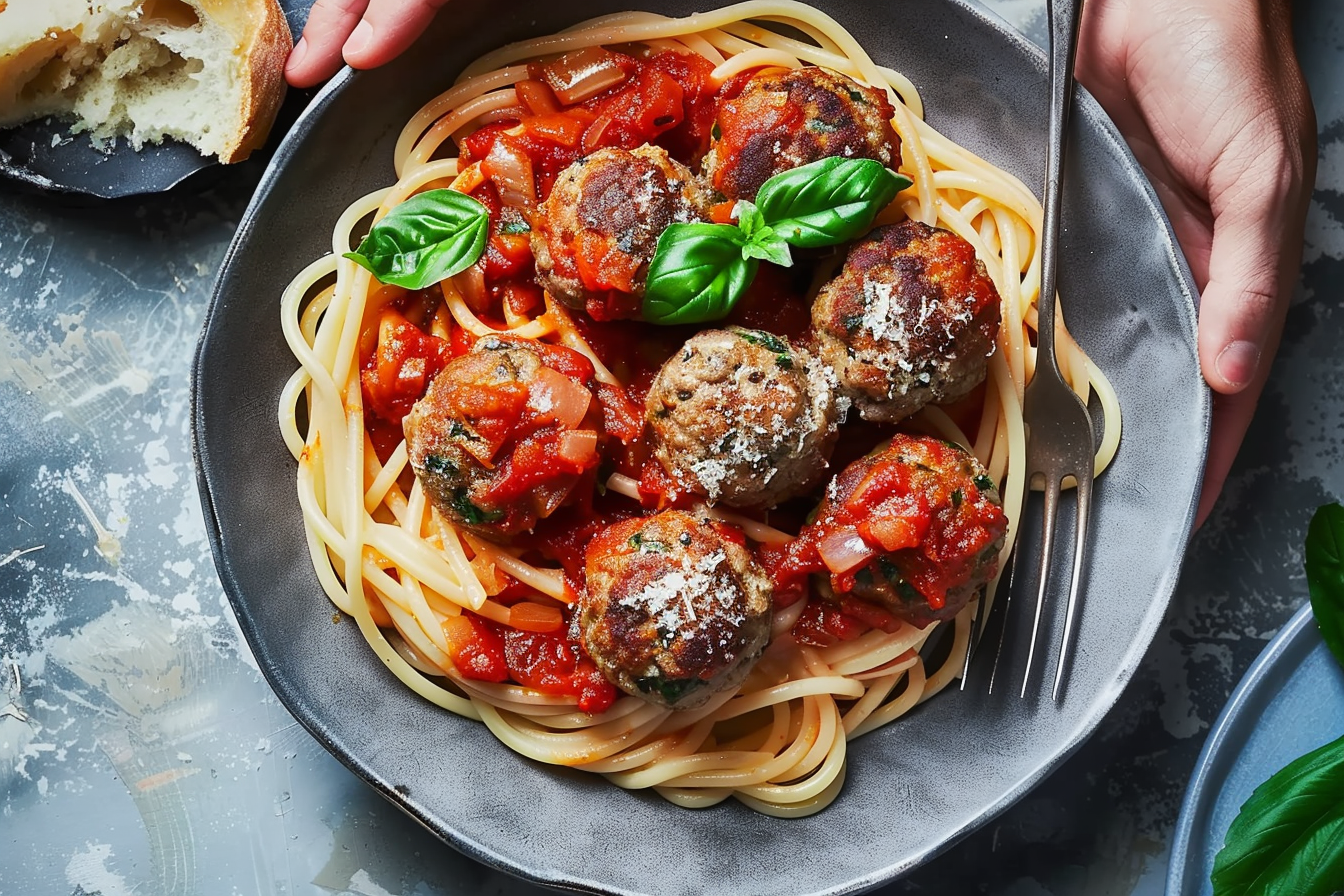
[194,2,1210,892]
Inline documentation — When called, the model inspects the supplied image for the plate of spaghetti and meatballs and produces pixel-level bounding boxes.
[194,0,1210,892]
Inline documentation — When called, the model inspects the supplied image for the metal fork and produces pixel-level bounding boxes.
[963,0,1095,701]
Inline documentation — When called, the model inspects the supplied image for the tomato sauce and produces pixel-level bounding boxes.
[355,49,1000,709]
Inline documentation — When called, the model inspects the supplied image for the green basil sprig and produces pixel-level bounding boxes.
[643,157,911,325]
[1210,502,1344,896]
[344,189,489,290]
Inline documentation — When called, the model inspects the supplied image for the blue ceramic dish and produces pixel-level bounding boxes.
[1167,602,1344,896]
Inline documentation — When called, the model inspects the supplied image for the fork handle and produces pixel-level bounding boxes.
[1038,0,1084,370]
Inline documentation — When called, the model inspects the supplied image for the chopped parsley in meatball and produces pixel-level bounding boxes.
[702,65,899,202]
[812,220,1002,423]
[645,327,841,508]
[531,144,709,321]
[580,510,772,709]
[403,336,602,537]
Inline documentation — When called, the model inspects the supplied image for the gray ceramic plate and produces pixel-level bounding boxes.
[1166,603,1344,896]
[194,1,1209,893]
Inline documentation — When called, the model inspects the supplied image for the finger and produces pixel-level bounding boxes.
[286,0,371,88]
[342,0,453,71]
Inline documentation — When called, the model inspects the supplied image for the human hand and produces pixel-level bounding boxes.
[1075,0,1316,526]
[285,0,450,88]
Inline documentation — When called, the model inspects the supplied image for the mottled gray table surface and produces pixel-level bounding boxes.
[1,2,1341,894]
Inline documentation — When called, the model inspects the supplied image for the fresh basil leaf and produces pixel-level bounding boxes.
[344,189,489,289]
[1306,502,1344,668]
[731,200,794,267]
[756,157,912,248]
[643,223,758,325]
[735,200,768,240]
[1211,732,1344,896]
[742,228,793,267]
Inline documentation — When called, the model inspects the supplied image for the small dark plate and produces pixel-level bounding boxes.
[194,1,1209,893]
[1167,602,1344,896]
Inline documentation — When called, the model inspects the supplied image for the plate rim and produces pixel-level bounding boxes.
[1165,601,1319,896]
[192,1,1211,891]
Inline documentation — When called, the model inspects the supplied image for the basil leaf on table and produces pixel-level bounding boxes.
[755,157,911,248]
[1210,732,1344,896]
[344,189,489,289]
[643,223,757,325]
[1306,502,1344,667]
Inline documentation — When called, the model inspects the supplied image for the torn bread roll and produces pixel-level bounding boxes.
[0,0,291,163]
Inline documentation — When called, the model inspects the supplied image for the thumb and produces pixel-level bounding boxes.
[1196,145,1306,394]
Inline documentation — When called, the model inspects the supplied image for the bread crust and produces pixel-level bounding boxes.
[199,0,292,163]
[0,0,292,164]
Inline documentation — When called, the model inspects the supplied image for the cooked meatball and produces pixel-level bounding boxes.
[812,221,1001,423]
[531,144,709,321]
[403,336,601,537]
[580,510,772,709]
[701,65,899,202]
[804,434,1007,628]
[645,327,840,508]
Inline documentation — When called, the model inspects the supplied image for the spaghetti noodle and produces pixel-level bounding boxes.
[278,0,1121,818]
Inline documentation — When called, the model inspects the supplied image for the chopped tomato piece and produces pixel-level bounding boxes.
[515,78,560,116]
[595,382,645,444]
[459,121,516,166]
[442,614,509,682]
[792,600,870,647]
[485,232,534,282]
[360,309,452,425]
[485,428,600,504]
[523,112,588,147]
[501,629,618,713]
[508,602,565,633]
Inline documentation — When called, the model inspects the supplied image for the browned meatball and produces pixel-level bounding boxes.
[580,511,772,709]
[701,66,900,202]
[812,221,1002,423]
[403,337,602,537]
[645,327,839,508]
[531,144,709,321]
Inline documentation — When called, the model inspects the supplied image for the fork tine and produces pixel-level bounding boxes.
[958,592,983,690]
[960,563,1002,690]
[985,544,1021,695]
[1021,472,1062,698]
[1051,469,1093,701]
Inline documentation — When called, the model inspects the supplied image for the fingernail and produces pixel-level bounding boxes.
[344,20,373,57]
[1215,340,1260,389]
[287,37,307,73]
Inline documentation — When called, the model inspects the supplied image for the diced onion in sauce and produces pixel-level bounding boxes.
[556,429,599,465]
[540,47,630,105]
[483,138,536,207]
[528,367,592,429]
[817,527,877,575]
